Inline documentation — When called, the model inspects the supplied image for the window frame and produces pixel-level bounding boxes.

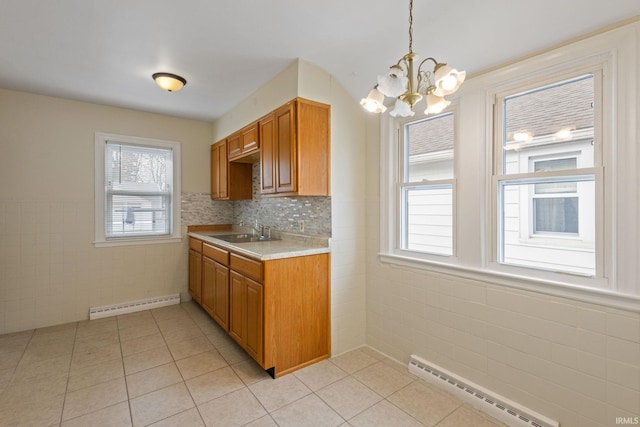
[94,132,182,247]
[382,105,460,264]
[490,67,606,287]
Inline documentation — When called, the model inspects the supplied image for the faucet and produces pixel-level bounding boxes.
[251,219,270,239]
[252,219,264,238]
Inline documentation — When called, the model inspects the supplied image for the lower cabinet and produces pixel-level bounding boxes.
[188,237,330,377]
[229,270,263,363]
[202,257,229,330]
[188,240,203,303]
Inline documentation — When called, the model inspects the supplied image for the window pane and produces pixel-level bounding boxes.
[499,179,595,275]
[402,186,453,256]
[534,158,578,194]
[502,75,594,174]
[106,143,171,192]
[405,113,454,181]
[534,158,577,172]
[534,197,578,233]
[105,142,173,238]
[107,194,171,237]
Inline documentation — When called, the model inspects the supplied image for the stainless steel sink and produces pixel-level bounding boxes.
[209,233,280,243]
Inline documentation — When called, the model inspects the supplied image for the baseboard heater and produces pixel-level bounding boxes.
[409,355,559,427]
[89,294,181,320]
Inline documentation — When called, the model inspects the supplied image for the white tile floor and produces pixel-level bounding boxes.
[0,301,507,426]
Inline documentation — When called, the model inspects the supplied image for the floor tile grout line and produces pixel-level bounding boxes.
[116,314,135,427]
[56,321,78,426]
[313,372,384,424]
[383,382,432,426]
[3,328,35,392]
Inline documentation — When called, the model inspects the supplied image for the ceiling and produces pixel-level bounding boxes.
[1,1,638,122]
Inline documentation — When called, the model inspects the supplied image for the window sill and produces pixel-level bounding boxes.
[94,236,182,248]
[378,252,640,313]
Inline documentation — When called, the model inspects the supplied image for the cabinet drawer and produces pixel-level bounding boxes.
[203,243,229,266]
[230,253,263,282]
[189,237,203,253]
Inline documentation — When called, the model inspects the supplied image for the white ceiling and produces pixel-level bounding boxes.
[1,1,638,122]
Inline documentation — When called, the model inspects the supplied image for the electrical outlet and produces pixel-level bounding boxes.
[298,220,305,232]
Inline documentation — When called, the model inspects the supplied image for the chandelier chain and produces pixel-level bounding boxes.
[408,0,413,53]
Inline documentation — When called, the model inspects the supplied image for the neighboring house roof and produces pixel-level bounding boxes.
[505,75,594,139]
[408,75,594,157]
[408,113,454,156]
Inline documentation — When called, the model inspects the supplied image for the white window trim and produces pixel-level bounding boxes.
[379,22,640,312]
[381,105,460,264]
[94,132,182,247]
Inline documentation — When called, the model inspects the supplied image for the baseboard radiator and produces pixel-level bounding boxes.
[409,355,559,427]
[89,294,181,320]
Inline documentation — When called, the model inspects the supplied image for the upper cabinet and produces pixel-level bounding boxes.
[211,97,330,200]
[228,121,260,162]
[211,139,252,201]
[260,98,330,197]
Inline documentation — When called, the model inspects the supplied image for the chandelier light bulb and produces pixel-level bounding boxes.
[424,93,450,115]
[389,99,415,117]
[433,66,466,96]
[377,66,409,98]
[360,87,387,113]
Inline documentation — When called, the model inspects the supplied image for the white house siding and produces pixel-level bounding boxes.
[502,139,596,275]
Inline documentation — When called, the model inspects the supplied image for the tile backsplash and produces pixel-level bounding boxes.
[233,164,331,236]
[183,164,331,236]
[181,192,233,226]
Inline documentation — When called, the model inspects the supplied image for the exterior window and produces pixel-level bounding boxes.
[400,112,455,256]
[495,74,598,276]
[95,133,181,245]
[532,157,578,235]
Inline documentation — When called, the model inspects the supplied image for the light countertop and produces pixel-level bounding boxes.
[187,230,331,261]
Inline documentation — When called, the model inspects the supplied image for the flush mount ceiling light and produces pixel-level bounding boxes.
[360,0,465,117]
[152,72,187,92]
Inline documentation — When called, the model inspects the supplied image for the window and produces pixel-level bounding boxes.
[494,74,599,276]
[532,157,579,235]
[380,23,640,304]
[95,133,181,246]
[399,112,456,257]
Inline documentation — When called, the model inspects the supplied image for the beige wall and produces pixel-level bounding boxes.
[0,89,212,333]
[211,59,369,354]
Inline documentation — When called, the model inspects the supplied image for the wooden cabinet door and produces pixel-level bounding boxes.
[227,131,242,159]
[201,256,216,316]
[245,278,263,363]
[212,262,229,330]
[210,144,219,199]
[210,139,228,200]
[188,249,202,303]
[275,103,297,194]
[241,122,259,153]
[229,271,246,346]
[259,113,276,194]
[218,140,228,199]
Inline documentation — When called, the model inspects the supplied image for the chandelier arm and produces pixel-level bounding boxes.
[416,57,438,75]
[416,71,432,94]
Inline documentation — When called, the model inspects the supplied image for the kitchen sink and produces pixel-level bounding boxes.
[209,233,280,243]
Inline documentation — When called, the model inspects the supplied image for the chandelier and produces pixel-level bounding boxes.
[360,0,465,117]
